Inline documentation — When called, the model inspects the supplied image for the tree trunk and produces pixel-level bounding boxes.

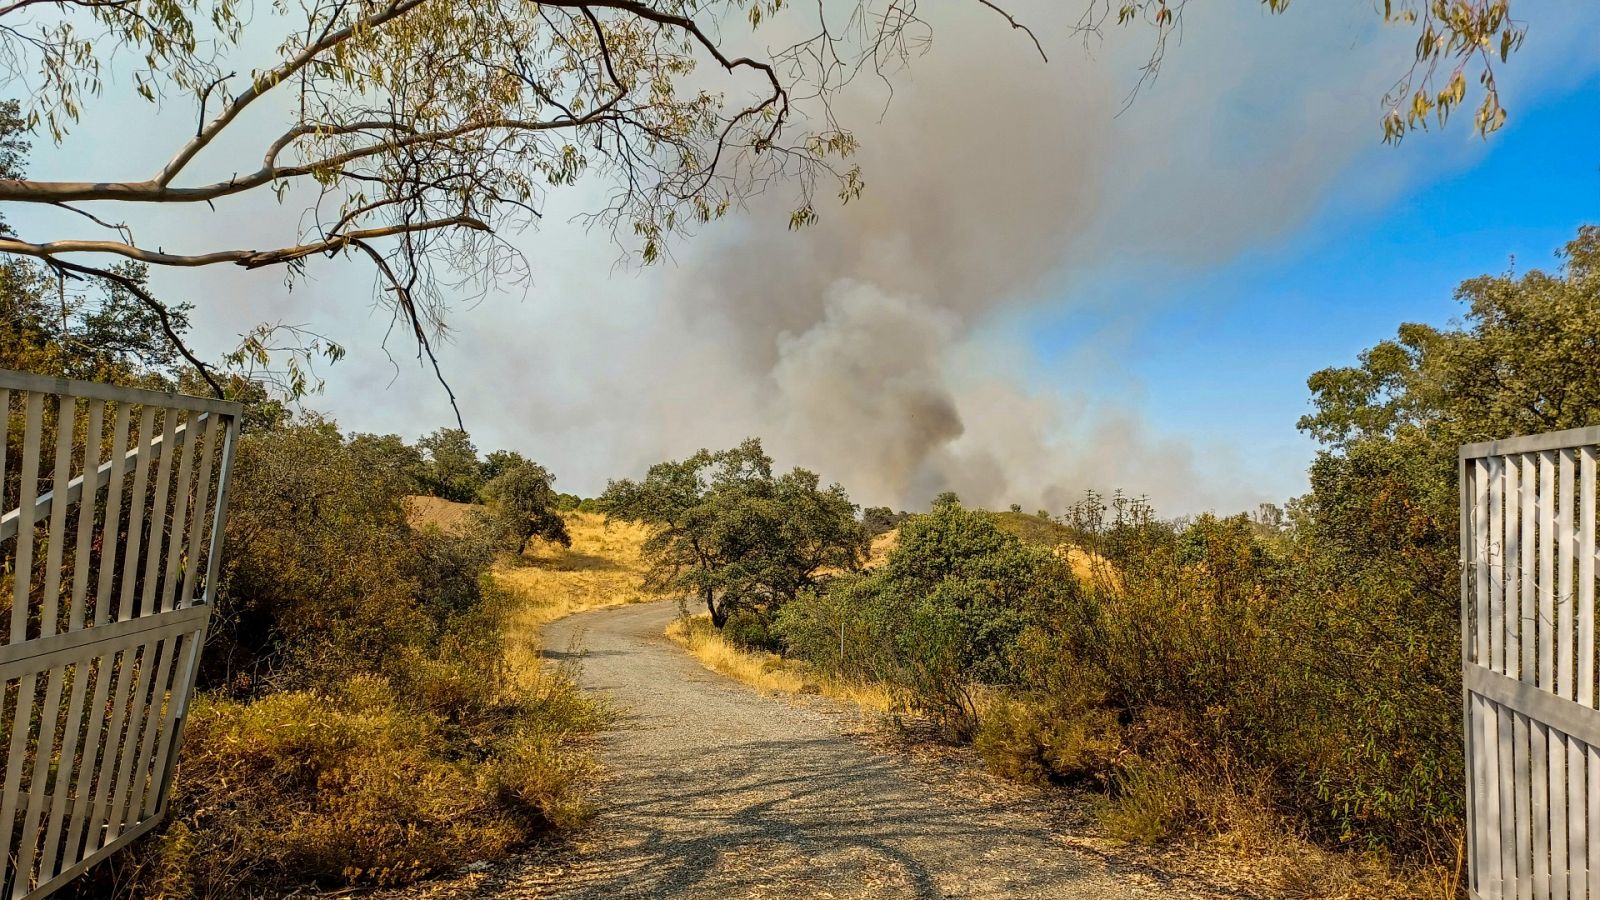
[706,589,728,627]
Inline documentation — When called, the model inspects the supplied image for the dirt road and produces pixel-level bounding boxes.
[388,598,1222,900]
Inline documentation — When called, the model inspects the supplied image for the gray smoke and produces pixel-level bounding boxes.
[468,1,1401,512]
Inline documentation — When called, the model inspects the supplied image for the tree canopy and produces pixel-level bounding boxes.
[483,458,572,549]
[600,437,867,626]
[1296,223,1600,645]
[0,0,1534,409]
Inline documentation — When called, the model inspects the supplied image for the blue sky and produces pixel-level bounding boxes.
[1014,69,1600,506]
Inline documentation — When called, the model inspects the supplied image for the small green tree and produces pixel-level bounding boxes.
[601,438,867,626]
[417,427,483,502]
[482,461,571,551]
[862,506,908,536]
[348,433,429,495]
[481,449,531,484]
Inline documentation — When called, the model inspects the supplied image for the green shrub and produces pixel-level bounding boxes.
[722,607,782,653]
[777,500,1072,739]
[974,696,1120,787]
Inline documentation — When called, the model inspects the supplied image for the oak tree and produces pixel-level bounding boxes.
[600,437,867,626]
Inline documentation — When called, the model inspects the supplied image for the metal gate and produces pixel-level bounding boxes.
[0,370,240,898]
[1462,427,1600,899]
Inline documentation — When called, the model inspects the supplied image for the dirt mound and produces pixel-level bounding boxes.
[404,494,482,535]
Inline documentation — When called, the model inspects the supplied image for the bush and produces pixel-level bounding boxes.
[777,500,1072,739]
[114,672,601,896]
[721,607,782,653]
[974,695,1120,787]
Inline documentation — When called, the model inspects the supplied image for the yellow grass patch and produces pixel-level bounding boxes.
[665,614,895,714]
[497,511,659,681]
[1058,545,1115,585]
[866,528,898,569]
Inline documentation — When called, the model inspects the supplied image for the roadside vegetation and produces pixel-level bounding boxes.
[609,226,1600,899]
[3,256,612,897]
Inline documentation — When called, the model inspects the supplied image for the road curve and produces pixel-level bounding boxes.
[468,598,1208,900]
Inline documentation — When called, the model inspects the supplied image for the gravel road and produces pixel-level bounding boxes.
[395,599,1236,900]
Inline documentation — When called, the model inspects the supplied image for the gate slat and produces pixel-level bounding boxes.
[1563,450,1578,700]
[1493,455,1507,673]
[1528,455,1542,682]
[38,403,106,881]
[1590,743,1600,900]
[137,410,179,619]
[1504,701,1522,892]
[1584,447,1600,900]
[1582,447,1598,708]
[1545,451,1558,691]
[1536,718,1553,896]
[1,392,46,891]
[1516,711,1534,900]
[1,388,10,514]
[1510,459,1524,680]
[1487,695,1508,896]
[11,403,80,897]
[1573,738,1589,900]
[116,406,157,623]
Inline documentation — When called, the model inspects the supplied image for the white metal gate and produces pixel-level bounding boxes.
[0,370,240,898]
[1462,427,1600,900]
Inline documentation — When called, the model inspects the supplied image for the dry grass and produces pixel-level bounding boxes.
[866,529,899,568]
[497,511,659,680]
[666,614,895,713]
[1089,759,1458,900]
[1057,545,1111,584]
[404,494,480,535]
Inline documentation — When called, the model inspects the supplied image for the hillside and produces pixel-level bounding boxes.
[498,510,658,622]
[404,497,659,672]
[990,510,1075,547]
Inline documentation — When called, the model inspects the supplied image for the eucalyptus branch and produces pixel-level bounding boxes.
[0,216,489,268]
[43,257,225,397]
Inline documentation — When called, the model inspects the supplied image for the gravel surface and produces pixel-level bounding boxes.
[387,599,1240,900]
